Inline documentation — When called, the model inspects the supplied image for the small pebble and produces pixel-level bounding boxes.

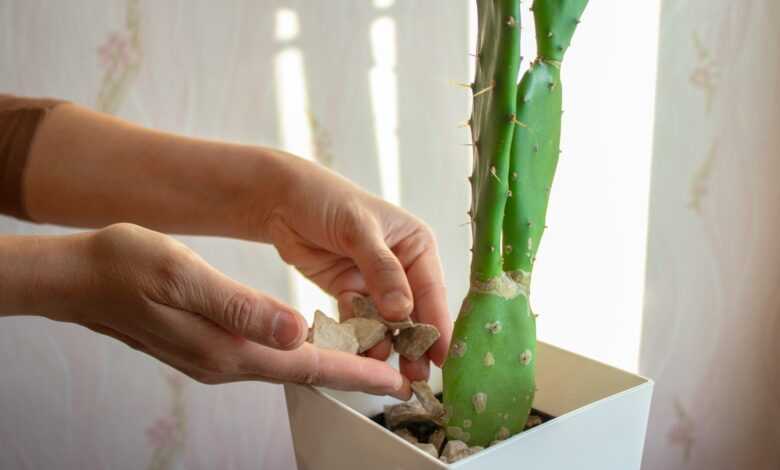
[415,443,439,458]
[384,401,437,429]
[343,317,387,353]
[310,310,359,354]
[440,440,468,463]
[525,415,543,429]
[393,324,440,361]
[394,428,418,443]
[440,441,483,464]
[411,381,445,419]
[352,295,413,330]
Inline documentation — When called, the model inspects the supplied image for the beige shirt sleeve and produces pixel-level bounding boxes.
[0,94,64,221]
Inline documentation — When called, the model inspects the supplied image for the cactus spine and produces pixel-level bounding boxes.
[443,0,588,447]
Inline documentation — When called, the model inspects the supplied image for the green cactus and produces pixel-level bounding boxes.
[442,0,588,447]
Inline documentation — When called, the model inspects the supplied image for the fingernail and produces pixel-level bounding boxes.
[382,290,412,316]
[391,376,412,401]
[272,311,302,348]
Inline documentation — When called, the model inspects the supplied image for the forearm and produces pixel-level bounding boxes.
[0,233,88,319]
[24,103,294,240]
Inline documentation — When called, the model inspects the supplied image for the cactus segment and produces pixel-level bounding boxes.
[468,0,521,282]
[533,0,589,62]
[443,290,536,446]
[502,60,561,273]
[444,0,588,447]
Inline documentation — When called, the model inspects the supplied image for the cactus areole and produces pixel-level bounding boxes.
[442,0,588,446]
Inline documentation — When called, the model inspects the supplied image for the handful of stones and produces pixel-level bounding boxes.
[306,294,441,361]
[380,380,544,463]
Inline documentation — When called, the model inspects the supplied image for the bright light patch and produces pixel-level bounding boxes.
[275,9,300,42]
[373,0,395,9]
[370,17,400,205]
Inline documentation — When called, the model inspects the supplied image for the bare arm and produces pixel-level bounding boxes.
[25,102,290,241]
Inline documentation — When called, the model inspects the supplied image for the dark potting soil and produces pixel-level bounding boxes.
[369,393,555,445]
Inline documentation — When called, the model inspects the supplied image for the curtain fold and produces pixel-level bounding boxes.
[641,1,780,468]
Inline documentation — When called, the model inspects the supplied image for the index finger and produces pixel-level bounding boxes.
[238,342,412,400]
[396,230,452,368]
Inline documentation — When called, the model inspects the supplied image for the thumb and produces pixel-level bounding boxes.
[342,217,413,322]
[187,265,308,350]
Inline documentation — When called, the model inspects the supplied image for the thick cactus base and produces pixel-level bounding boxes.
[442,286,536,446]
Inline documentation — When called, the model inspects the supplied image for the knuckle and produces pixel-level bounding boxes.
[89,223,142,256]
[152,252,189,304]
[417,225,437,248]
[222,293,264,337]
[337,202,370,250]
[101,222,144,239]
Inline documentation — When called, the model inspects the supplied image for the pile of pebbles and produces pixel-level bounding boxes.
[307,295,440,360]
[373,381,547,464]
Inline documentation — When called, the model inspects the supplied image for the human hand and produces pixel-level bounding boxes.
[254,153,452,381]
[51,223,411,399]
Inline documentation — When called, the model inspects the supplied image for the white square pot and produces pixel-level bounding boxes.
[284,342,653,470]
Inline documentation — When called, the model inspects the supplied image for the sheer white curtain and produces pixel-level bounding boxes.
[0,1,660,468]
[641,1,780,468]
